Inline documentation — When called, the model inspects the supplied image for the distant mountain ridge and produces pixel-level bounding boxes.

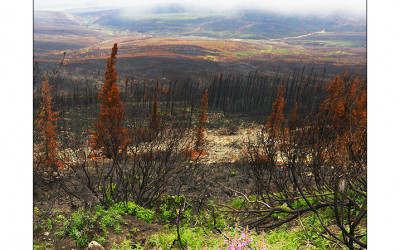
[34,10,83,26]
[33,6,366,63]
[34,7,365,40]
[86,9,364,39]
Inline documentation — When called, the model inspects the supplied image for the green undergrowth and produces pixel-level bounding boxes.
[111,201,155,223]
[33,200,154,248]
[147,222,337,249]
[147,193,362,249]
[34,192,365,249]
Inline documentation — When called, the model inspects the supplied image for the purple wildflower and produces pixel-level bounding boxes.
[339,179,346,192]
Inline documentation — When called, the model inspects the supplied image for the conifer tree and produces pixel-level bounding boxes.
[185,89,209,160]
[340,71,366,158]
[194,88,208,153]
[290,102,297,122]
[90,43,128,160]
[37,75,62,170]
[149,90,161,133]
[316,71,367,162]
[351,84,367,156]
[319,72,346,130]
[264,85,285,140]
[288,102,298,130]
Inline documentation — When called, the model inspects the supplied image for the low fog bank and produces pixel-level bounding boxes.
[35,0,366,19]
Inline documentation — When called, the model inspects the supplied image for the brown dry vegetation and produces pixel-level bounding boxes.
[35,36,366,68]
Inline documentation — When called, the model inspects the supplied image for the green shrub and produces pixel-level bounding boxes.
[93,233,108,246]
[111,201,154,223]
[134,205,154,223]
[52,204,125,247]
[46,218,53,231]
[231,198,245,209]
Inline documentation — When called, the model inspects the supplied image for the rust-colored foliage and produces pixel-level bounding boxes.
[89,43,129,159]
[195,89,209,151]
[289,102,297,123]
[317,70,366,161]
[264,85,285,139]
[149,91,161,132]
[37,75,63,169]
[161,86,170,95]
[286,102,298,131]
[342,71,366,158]
[319,72,346,129]
[185,89,209,161]
[353,85,366,127]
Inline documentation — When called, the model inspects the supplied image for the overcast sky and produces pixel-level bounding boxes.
[35,0,366,18]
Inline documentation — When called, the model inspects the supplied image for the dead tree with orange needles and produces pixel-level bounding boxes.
[89,43,128,160]
[185,89,209,161]
[36,75,63,171]
[149,88,162,136]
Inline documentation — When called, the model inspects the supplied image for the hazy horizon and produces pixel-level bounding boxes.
[35,0,366,18]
